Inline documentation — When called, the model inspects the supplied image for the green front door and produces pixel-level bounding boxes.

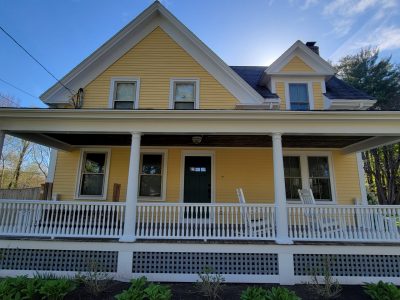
[184,156,212,204]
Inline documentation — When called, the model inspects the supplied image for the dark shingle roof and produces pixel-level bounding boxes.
[230,66,278,99]
[324,76,375,100]
[231,66,375,101]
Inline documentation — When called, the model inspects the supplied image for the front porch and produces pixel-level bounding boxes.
[1,109,400,283]
[1,110,400,244]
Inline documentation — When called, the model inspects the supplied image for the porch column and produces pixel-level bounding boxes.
[120,132,141,242]
[271,133,292,244]
[0,130,4,161]
[356,152,368,205]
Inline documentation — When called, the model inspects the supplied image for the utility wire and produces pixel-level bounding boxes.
[0,25,75,96]
[0,77,38,99]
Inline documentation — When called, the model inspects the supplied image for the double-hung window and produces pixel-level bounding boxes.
[110,78,139,109]
[283,154,334,202]
[139,152,166,200]
[77,150,109,199]
[288,83,309,110]
[171,79,199,109]
[283,156,302,200]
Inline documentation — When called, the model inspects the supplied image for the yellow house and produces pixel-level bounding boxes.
[1,1,400,285]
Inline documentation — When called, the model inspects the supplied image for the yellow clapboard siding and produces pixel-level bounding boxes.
[52,147,361,205]
[83,27,238,109]
[312,82,324,110]
[275,82,286,110]
[53,150,80,200]
[332,151,362,205]
[281,56,314,72]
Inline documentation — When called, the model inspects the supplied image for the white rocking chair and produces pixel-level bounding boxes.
[236,188,266,237]
[298,189,343,238]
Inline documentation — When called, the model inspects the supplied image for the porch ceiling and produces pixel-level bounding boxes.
[35,133,371,148]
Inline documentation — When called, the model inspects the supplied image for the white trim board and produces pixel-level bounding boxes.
[40,2,264,105]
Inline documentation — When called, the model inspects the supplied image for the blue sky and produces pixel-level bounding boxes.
[1,0,399,108]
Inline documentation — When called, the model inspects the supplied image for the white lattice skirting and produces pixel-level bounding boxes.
[0,240,399,285]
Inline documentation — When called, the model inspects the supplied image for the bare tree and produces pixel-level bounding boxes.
[0,92,50,189]
[31,144,51,178]
[7,140,31,188]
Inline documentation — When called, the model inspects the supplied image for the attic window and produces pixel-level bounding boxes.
[109,77,140,109]
[171,79,199,109]
[288,83,309,110]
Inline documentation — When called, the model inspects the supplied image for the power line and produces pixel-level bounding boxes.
[0,25,75,96]
[0,77,38,99]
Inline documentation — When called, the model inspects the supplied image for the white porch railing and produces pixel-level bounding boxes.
[0,200,125,239]
[135,203,276,240]
[1,200,400,243]
[287,204,400,242]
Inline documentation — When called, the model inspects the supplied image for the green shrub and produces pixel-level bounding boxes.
[0,276,30,300]
[144,283,172,300]
[265,287,301,300]
[115,276,148,300]
[241,287,300,300]
[115,277,172,300]
[241,287,268,300]
[21,278,42,300]
[39,279,76,300]
[364,281,400,300]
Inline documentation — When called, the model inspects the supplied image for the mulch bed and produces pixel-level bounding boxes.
[65,281,368,300]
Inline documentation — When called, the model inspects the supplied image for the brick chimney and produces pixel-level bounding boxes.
[306,41,319,55]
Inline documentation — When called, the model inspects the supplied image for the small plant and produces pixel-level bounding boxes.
[115,276,148,300]
[39,279,77,300]
[0,276,30,300]
[265,287,301,300]
[195,266,225,300]
[144,283,172,300]
[21,278,42,300]
[306,255,342,299]
[241,286,268,300]
[241,286,300,300]
[364,281,400,300]
[75,259,114,297]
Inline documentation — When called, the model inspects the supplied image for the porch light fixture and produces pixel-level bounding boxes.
[192,136,202,144]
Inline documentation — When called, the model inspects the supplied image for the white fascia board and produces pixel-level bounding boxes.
[266,40,336,76]
[327,99,376,110]
[40,2,264,105]
[236,98,281,110]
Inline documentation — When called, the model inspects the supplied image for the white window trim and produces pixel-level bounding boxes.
[283,150,337,204]
[138,149,168,202]
[179,150,215,204]
[169,78,200,109]
[75,148,111,200]
[108,77,140,109]
[285,81,314,110]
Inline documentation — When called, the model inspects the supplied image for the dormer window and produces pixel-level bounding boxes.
[170,79,199,109]
[109,77,140,109]
[288,83,309,110]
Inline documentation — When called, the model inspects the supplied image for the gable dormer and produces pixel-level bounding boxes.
[261,41,336,110]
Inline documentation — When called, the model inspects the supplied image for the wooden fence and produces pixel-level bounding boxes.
[0,187,41,200]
